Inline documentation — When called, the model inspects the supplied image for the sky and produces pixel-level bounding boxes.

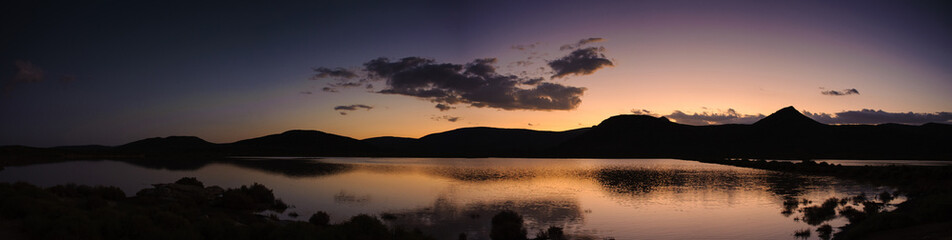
[2,0,951,147]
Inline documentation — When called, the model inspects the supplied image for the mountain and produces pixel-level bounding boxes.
[118,136,219,155]
[558,106,952,159]
[225,130,376,156]
[415,127,589,157]
[753,106,824,128]
[3,106,950,160]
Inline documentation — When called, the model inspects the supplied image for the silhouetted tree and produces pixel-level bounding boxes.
[341,214,389,240]
[309,211,330,226]
[491,210,527,240]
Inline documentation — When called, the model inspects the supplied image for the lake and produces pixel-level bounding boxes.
[0,158,899,240]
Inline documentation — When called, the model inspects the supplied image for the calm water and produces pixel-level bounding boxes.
[0,158,898,240]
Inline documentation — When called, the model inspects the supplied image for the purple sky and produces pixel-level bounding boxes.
[2,0,951,146]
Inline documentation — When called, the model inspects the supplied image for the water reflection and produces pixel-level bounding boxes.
[0,158,898,240]
[384,196,583,240]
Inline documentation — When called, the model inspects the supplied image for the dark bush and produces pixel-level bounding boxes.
[175,177,205,187]
[220,183,286,212]
[309,211,330,226]
[340,214,389,240]
[491,210,527,240]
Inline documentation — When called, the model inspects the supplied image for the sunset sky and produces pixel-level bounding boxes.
[2,0,951,146]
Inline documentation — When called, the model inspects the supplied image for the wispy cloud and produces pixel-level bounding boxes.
[559,37,605,51]
[13,60,44,83]
[630,109,658,116]
[664,108,765,125]
[636,107,952,125]
[311,67,357,79]
[804,109,952,125]
[435,103,455,111]
[4,60,47,93]
[334,104,373,115]
[821,88,860,96]
[431,115,460,122]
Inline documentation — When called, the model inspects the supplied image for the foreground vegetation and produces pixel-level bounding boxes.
[694,158,952,239]
[0,178,433,240]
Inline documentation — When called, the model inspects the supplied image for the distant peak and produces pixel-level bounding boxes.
[777,106,799,113]
[754,106,823,127]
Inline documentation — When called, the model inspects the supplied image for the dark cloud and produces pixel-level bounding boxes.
[521,77,544,85]
[330,82,363,88]
[664,109,765,125]
[803,109,952,125]
[435,103,455,111]
[821,88,860,96]
[312,40,614,111]
[311,67,357,79]
[300,91,312,95]
[548,47,613,79]
[366,57,586,110]
[431,115,460,122]
[560,37,605,51]
[334,104,373,111]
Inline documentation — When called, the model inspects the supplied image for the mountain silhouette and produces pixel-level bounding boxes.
[2,106,950,161]
[225,130,376,156]
[118,136,218,155]
[753,106,824,128]
[416,127,589,157]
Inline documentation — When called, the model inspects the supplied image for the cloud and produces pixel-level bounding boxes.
[803,109,952,125]
[431,115,460,122]
[311,67,357,79]
[512,42,540,51]
[13,60,44,83]
[313,39,614,111]
[435,103,455,111]
[560,37,605,51]
[642,107,951,125]
[300,91,312,95]
[630,109,658,116]
[330,82,363,88]
[821,88,860,96]
[4,60,46,93]
[664,108,766,125]
[366,57,586,110]
[548,47,613,79]
[334,104,373,111]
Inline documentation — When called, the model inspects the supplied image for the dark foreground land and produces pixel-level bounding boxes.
[691,158,952,240]
[0,177,436,240]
